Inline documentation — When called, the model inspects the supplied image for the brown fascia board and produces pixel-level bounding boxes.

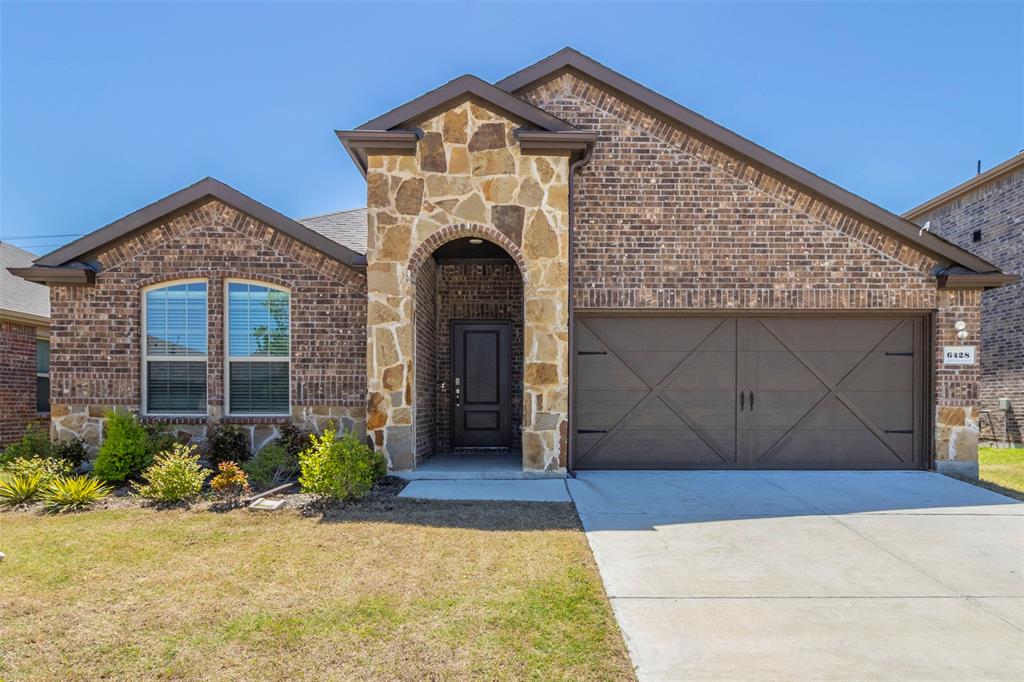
[33,177,367,271]
[335,130,419,177]
[496,48,1004,275]
[355,74,578,134]
[904,151,1024,219]
[8,266,96,286]
[937,272,1020,290]
[516,130,597,153]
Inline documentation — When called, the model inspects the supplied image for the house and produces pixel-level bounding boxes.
[10,48,1017,477]
[0,242,50,445]
[905,152,1024,447]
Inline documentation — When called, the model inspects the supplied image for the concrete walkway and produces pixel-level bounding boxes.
[398,478,570,502]
[569,471,1024,681]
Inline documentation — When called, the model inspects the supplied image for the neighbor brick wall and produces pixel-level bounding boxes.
[912,164,1023,445]
[47,199,367,454]
[0,320,41,446]
[521,73,983,473]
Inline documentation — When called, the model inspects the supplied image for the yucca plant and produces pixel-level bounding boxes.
[41,475,112,512]
[0,473,44,506]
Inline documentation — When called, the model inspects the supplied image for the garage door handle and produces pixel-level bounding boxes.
[884,430,913,434]
[749,391,754,411]
[578,351,607,356]
[739,392,745,411]
[577,429,607,434]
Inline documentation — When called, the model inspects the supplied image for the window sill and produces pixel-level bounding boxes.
[140,415,208,425]
[222,416,292,425]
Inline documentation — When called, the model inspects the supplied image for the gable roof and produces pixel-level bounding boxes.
[0,242,49,324]
[14,178,366,285]
[300,207,368,255]
[903,151,1024,220]
[496,48,1005,276]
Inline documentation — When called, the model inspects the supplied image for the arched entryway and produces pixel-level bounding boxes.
[413,234,525,465]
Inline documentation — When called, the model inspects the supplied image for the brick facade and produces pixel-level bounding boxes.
[911,164,1023,446]
[522,72,985,475]
[47,199,367,454]
[0,320,41,446]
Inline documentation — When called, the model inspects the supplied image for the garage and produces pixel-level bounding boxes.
[573,315,928,470]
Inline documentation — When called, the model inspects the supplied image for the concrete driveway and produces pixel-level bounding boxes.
[568,471,1024,681]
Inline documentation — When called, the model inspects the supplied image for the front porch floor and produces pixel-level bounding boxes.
[393,452,565,480]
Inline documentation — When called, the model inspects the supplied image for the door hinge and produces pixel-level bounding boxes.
[884,429,913,434]
[577,351,607,356]
[576,429,607,434]
[885,352,914,356]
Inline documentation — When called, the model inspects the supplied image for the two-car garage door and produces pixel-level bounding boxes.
[573,315,927,470]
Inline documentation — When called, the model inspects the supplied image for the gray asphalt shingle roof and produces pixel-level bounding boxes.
[298,208,367,256]
[0,242,50,320]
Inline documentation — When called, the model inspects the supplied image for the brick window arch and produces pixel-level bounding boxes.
[407,224,529,283]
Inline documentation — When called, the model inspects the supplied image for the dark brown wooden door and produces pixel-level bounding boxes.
[452,322,512,448]
[574,315,925,470]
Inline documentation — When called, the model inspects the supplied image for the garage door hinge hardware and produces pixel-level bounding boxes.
[577,429,608,434]
[885,352,914,356]
[577,351,607,356]
[884,430,914,434]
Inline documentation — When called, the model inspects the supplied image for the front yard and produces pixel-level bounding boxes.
[977,445,1024,499]
[0,499,634,681]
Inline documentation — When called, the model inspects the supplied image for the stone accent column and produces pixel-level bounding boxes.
[364,101,570,471]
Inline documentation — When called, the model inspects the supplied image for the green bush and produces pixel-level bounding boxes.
[93,410,151,483]
[298,427,385,501]
[243,443,299,489]
[41,475,111,512]
[1,457,72,487]
[0,423,52,464]
[51,439,89,468]
[0,473,43,506]
[143,422,178,458]
[206,424,250,467]
[132,444,210,503]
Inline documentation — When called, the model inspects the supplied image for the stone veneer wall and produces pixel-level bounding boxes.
[47,199,367,456]
[912,164,1023,446]
[0,320,45,446]
[434,260,524,454]
[365,100,570,471]
[521,72,984,476]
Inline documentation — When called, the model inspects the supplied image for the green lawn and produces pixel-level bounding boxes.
[0,499,634,681]
[977,446,1024,500]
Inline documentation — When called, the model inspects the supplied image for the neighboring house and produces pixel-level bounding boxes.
[905,152,1024,447]
[10,48,1017,477]
[0,242,50,445]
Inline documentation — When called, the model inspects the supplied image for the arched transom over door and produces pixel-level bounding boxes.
[573,315,926,470]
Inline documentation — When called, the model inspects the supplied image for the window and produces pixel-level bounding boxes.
[36,339,50,413]
[142,281,207,414]
[226,281,290,415]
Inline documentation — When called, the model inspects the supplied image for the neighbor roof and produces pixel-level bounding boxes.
[13,178,367,285]
[903,151,1024,220]
[300,208,368,255]
[495,47,1005,276]
[0,242,50,324]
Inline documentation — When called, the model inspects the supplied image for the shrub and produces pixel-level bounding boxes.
[51,439,89,468]
[143,422,178,458]
[0,473,43,506]
[41,475,111,512]
[1,457,73,487]
[93,410,151,484]
[243,443,299,489]
[0,423,51,464]
[298,427,385,501]
[132,444,209,503]
[206,424,250,467]
[274,423,312,459]
[210,461,250,498]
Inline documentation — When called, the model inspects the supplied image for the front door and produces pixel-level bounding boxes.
[452,321,512,448]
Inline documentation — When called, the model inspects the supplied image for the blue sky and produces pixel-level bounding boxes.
[2,1,1022,255]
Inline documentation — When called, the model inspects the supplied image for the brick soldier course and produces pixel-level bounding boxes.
[11,48,1016,477]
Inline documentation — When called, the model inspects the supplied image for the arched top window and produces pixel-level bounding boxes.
[142,280,208,415]
[225,280,291,415]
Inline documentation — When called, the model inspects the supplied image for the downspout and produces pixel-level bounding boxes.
[566,142,594,478]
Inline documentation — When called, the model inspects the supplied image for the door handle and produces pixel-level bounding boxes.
[454,376,461,407]
[739,392,745,411]
[749,391,754,411]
